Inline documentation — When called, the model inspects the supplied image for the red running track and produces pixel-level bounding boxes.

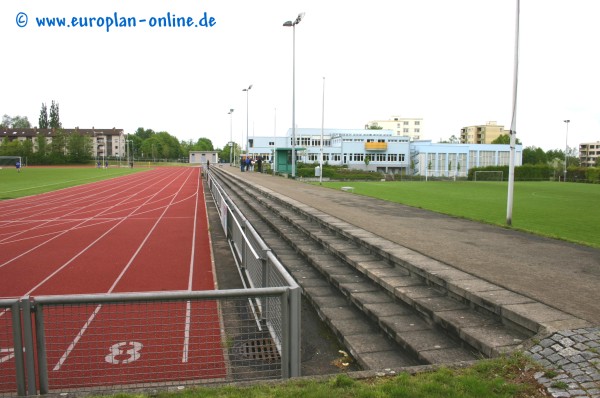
[0,167,224,392]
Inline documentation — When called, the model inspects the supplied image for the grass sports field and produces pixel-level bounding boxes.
[319,180,600,249]
[0,166,145,200]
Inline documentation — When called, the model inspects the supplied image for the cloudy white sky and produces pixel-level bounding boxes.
[1,0,598,151]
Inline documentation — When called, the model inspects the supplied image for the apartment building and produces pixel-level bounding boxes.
[579,141,600,167]
[365,116,423,141]
[0,128,126,159]
[460,121,506,144]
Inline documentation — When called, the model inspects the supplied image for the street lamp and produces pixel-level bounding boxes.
[283,12,305,179]
[228,109,234,165]
[242,85,252,158]
[564,119,570,182]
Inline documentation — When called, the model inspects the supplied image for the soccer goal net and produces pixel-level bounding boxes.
[0,156,22,168]
[474,171,504,181]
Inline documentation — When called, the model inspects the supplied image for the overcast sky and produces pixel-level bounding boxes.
[2,0,598,151]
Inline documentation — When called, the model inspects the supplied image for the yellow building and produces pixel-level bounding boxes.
[579,141,600,167]
[460,121,506,144]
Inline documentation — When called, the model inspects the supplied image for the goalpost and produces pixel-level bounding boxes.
[0,156,23,169]
[474,170,504,181]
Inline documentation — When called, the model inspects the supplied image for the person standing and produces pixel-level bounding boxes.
[15,160,21,173]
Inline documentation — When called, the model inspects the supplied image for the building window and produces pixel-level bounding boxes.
[403,121,409,125]
[414,128,420,133]
[269,141,274,146]
[415,121,420,125]
[403,128,409,133]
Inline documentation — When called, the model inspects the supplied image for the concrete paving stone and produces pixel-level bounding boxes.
[561,337,577,347]
[563,363,582,371]
[380,314,432,333]
[344,253,382,265]
[571,354,587,364]
[398,329,460,352]
[575,374,594,383]
[363,302,414,318]
[541,347,557,356]
[541,338,558,348]
[548,353,565,363]
[556,358,572,367]
[418,346,478,364]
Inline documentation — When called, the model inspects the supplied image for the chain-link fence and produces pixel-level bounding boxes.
[0,168,300,396]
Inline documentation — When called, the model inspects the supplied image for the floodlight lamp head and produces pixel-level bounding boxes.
[283,20,293,27]
[296,12,305,23]
[564,119,570,123]
[230,109,234,113]
[248,84,253,90]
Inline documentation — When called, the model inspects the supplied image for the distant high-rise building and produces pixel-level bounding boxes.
[579,141,600,167]
[460,121,505,144]
[366,116,423,141]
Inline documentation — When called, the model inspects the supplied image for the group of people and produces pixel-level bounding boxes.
[240,156,263,173]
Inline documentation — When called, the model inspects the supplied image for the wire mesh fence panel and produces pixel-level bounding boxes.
[0,302,22,398]
[35,292,285,395]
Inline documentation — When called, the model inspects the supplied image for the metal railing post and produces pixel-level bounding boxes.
[34,303,49,394]
[10,301,26,396]
[21,299,37,396]
[288,286,301,377]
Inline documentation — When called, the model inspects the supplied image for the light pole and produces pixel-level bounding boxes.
[228,109,234,165]
[320,76,325,185]
[283,12,305,179]
[564,119,570,182]
[242,85,252,159]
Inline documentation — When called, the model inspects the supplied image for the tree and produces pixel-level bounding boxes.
[439,135,459,144]
[49,101,61,129]
[522,146,547,165]
[491,134,521,145]
[367,124,383,130]
[39,103,49,128]
[193,138,214,151]
[1,115,31,128]
[67,132,93,163]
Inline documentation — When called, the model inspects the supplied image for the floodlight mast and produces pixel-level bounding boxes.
[506,0,520,226]
[283,12,305,179]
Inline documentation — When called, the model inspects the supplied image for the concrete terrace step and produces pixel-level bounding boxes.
[212,168,589,368]
[219,169,589,336]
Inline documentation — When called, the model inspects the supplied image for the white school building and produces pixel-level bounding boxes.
[245,128,522,177]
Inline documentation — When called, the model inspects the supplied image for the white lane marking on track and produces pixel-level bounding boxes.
[182,175,200,363]
[54,168,197,371]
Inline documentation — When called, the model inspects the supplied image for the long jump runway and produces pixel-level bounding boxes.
[0,167,224,391]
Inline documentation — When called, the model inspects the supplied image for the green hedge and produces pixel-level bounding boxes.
[296,163,382,181]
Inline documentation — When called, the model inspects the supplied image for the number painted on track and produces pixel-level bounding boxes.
[105,342,143,364]
[1,347,23,364]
